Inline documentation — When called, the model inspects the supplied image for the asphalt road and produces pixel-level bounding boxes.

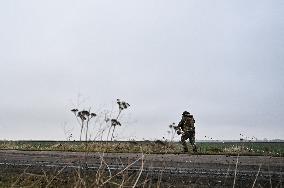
[0,150,283,187]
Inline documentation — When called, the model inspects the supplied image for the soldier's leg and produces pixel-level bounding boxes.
[181,133,189,152]
[189,131,197,152]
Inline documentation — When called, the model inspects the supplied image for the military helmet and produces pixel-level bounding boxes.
[182,111,190,116]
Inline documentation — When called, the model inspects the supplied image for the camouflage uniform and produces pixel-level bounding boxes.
[177,111,197,152]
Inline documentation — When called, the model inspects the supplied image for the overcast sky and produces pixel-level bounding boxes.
[0,0,283,141]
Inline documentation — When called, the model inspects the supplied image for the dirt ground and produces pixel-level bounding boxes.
[0,150,283,187]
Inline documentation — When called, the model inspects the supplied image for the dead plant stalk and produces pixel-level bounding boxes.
[233,153,239,188]
[99,154,144,187]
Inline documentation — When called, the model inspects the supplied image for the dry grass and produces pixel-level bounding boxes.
[0,141,283,156]
[1,154,146,188]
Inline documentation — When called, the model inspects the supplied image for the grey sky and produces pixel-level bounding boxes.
[0,0,283,140]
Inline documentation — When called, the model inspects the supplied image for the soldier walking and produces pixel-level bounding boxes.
[176,111,197,152]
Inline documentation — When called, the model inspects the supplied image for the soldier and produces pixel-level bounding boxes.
[176,111,197,152]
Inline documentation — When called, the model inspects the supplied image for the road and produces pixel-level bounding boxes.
[0,150,283,187]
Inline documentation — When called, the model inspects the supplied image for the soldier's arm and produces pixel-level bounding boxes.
[177,118,184,128]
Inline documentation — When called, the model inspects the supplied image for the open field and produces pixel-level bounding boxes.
[0,141,283,156]
[0,150,283,187]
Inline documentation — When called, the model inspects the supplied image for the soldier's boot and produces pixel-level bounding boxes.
[181,141,188,153]
[192,144,197,152]
[183,144,189,153]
